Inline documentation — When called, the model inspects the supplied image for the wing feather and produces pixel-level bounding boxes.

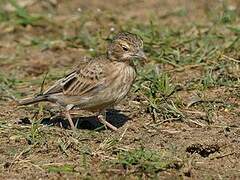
[43,59,107,97]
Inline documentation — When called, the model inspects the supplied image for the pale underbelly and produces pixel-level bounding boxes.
[72,83,131,111]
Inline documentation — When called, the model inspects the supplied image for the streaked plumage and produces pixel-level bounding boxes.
[19,32,146,130]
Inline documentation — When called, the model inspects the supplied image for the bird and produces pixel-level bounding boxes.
[18,32,147,131]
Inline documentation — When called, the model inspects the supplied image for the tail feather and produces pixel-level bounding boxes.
[18,96,47,106]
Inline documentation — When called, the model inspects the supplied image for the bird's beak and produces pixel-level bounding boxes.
[136,50,147,61]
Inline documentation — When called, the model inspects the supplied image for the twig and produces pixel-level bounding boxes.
[187,119,206,127]
[182,109,207,116]
[158,129,181,134]
[210,152,236,160]
[119,125,128,141]
[221,55,240,63]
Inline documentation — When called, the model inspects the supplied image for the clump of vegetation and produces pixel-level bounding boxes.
[135,69,183,122]
[104,147,182,176]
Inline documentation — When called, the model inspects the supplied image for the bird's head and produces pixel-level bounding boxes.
[107,32,147,64]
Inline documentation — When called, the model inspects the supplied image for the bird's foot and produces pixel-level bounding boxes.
[97,114,117,131]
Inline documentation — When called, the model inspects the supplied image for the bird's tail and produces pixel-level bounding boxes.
[18,95,47,106]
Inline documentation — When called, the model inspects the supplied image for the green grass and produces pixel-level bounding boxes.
[0,0,41,25]
[134,69,183,121]
[46,164,76,173]
[103,147,182,176]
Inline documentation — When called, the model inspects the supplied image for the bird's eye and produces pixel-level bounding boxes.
[122,46,129,51]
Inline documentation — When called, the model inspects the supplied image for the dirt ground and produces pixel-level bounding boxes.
[0,0,239,179]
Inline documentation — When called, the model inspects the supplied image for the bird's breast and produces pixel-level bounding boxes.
[107,62,136,102]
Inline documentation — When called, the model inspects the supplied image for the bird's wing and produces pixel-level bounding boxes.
[43,59,107,96]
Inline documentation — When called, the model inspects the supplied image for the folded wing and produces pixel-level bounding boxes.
[43,60,107,97]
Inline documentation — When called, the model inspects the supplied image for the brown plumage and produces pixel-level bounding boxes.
[19,32,146,130]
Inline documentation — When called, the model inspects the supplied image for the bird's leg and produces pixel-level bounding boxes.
[65,110,75,130]
[64,105,76,130]
[97,111,118,131]
[65,108,75,130]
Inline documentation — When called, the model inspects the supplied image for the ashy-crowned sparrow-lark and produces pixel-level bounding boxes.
[19,32,146,130]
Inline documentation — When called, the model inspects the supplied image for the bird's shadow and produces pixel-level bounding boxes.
[20,109,129,131]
